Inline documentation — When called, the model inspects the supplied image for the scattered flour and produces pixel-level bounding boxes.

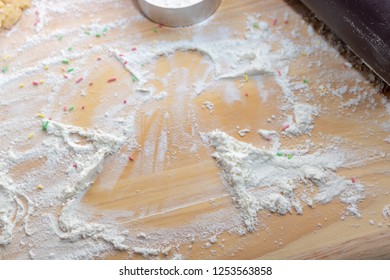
[383,205,390,220]
[0,0,388,260]
[284,103,318,136]
[207,130,364,230]
[202,101,214,113]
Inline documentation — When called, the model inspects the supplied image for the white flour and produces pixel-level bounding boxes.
[0,0,389,260]
[146,0,203,8]
[207,130,364,230]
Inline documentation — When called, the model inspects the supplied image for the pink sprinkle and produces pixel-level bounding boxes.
[158,23,164,28]
[123,100,127,104]
[49,117,52,120]
[73,163,78,169]
[89,82,93,86]
[119,54,124,57]
[63,106,67,112]
[272,18,278,26]
[76,77,83,83]
[107,77,117,83]
[64,75,68,79]
[277,70,281,76]
[131,47,137,51]
[128,155,134,161]
[32,81,39,86]
[245,93,249,97]
[81,106,85,110]
[97,57,102,61]
[351,177,357,183]
[281,124,290,131]
[123,61,128,65]
[284,20,289,24]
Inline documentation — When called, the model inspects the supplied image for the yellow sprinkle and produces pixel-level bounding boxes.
[44,65,49,70]
[2,55,11,61]
[40,79,45,84]
[28,133,34,139]
[301,51,308,56]
[37,113,45,118]
[19,83,25,88]
[244,74,249,82]
[37,185,44,190]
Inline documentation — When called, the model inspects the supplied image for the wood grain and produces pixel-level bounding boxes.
[2,0,389,260]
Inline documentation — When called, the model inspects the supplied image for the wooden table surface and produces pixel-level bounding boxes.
[1,0,389,260]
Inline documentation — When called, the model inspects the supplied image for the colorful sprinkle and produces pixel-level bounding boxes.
[276,152,283,157]
[44,65,49,70]
[131,47,137,51]
[89,82,93,86]
[281,124,290,131]
[73,163,78,169]
[253,22,259,29]
[132,74,138,82]
[67,68,74,73]
[123,61,128,65]
[123,100,127,104]
[28,133,34,139]
[128,155,134,161]
[75,77,83,83]
[303,78,308,84]
[19,83,25,88]
[68,106,74,111]
[63,106,68,112]
[37,113,45,118]
[62,59,69,64]
[42,120,49,131]
[32,81,39,86]
[37,185,44,190]
[272,18,278,26]
[277,70,281,76]
[287,154,293,160]
[95,34,101,38]
[2,65,9,73]
[243,74,249,82]
[107,77,117,83]
[81,106,85,110]
[351,177,357,183]
[68,47,73,51]
[152,28,158,33]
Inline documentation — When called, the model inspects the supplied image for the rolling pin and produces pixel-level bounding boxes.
[301,0,390,85]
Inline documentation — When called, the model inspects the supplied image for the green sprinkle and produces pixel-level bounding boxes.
[69,106,74,111]
[95,34,101,38]
[67,68,74,73]
[102,27,108,33]
[132,74,138,82]
[1,65,8,73]
[84,31,91,35]
[57,35,63,41]
[68,47,73,51]
[287,154,293,159]
[152,28,158,33]
[253,22,259,29]
[42,120,49,131]
[303,78,308,84]
[62,59,69,64]
[276,152,283,157]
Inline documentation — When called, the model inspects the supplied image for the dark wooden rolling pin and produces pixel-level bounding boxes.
[301,0,390,85]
